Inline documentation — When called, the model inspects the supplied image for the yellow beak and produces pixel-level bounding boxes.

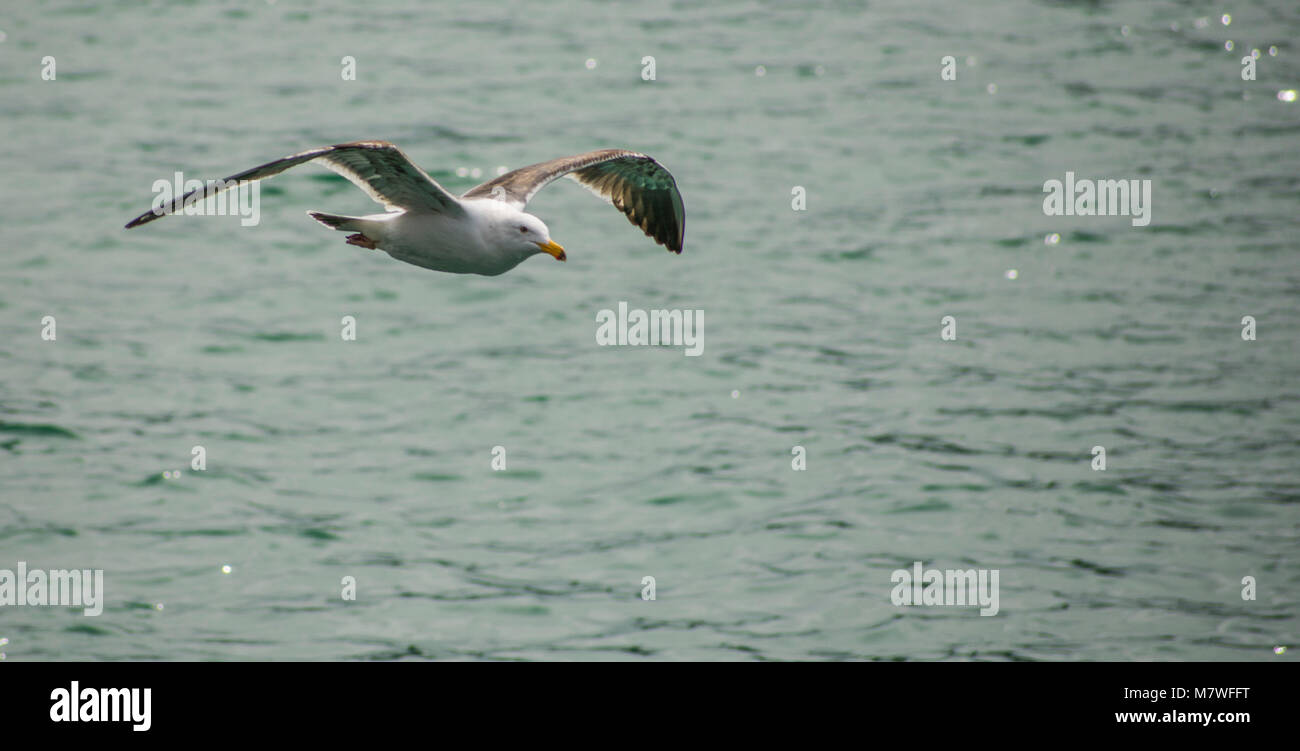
[536,239,566,261]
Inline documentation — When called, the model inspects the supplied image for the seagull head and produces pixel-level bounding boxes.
[507,213,565,262]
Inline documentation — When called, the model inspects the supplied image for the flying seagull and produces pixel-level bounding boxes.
[124,141,685,276]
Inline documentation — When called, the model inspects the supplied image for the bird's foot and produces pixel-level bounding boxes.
[345,233,378,250]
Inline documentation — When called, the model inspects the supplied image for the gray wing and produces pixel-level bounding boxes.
[125,141,463,229]
[462,149,685,253]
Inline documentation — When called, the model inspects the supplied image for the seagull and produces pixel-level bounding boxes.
[124,141,685,276]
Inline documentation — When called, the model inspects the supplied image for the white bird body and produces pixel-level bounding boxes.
[347,200,538,276]
[125,141,686,277]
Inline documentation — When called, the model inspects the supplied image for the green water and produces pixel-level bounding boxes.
[1,0,1297,660]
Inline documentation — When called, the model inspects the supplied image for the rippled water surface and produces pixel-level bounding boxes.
[1,0,1298,660]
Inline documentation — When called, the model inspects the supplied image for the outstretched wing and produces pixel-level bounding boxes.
[462,149,685,253]
[125,141,464,229]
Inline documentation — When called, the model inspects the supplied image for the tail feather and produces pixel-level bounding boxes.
[307,211,361,231]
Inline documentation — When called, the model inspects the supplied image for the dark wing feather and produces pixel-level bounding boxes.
[125,141,462,229]
[462,149,685,253]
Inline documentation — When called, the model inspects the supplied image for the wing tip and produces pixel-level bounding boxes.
[124,212,157,229]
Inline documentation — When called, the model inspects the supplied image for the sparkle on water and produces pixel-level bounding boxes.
[221,565,232,574]
[1005,269,1019,280]
[1276,646,1288,655]
[754,65,766,77]
[1221,14,1231,26]
[731,390,739,399]
[1045,233,1061,245]
[584,58,597,70]
[1278,90,1297,103]
[1225,40,1234,52]
[986,83,997,94]
[1269,46,1278,56]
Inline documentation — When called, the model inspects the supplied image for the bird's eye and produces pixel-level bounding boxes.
[518,226,527,233]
